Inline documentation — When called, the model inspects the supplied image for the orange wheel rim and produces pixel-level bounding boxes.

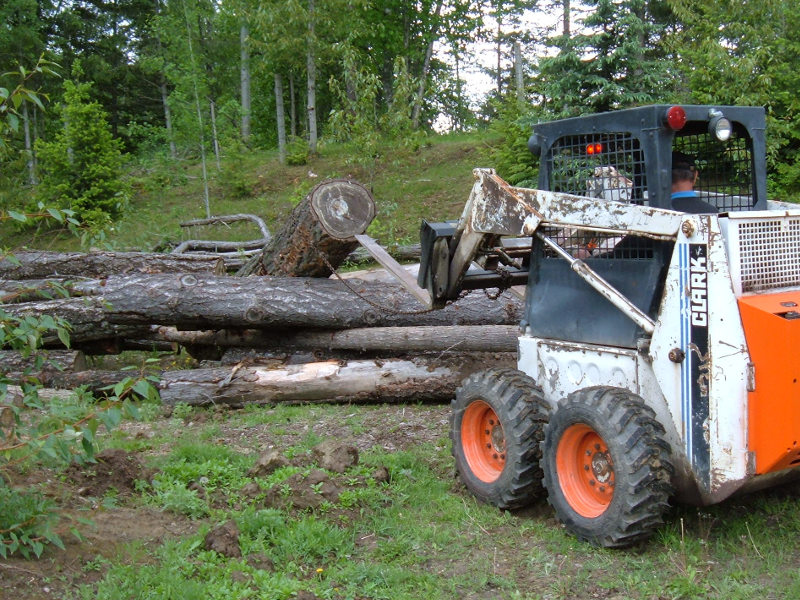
[556,424,614,518]
[461,400,506,483]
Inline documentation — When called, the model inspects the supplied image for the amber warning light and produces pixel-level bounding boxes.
[586,143,603,155]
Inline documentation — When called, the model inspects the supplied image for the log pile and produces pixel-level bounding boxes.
[1,180,523,407]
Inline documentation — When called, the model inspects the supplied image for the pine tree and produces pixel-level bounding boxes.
[539,0,674,116]
[35,79,129,227]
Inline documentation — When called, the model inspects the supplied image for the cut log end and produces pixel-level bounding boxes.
[310,179,376,240]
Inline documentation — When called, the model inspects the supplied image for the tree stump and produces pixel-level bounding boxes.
[239,179,375,277]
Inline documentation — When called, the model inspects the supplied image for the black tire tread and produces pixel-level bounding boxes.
[451,368,551,510]
[541,386,674,548]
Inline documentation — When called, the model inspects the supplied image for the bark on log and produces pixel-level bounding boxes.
[13,369,130,393]
[239,179,375,277]
[0,278,78,303]
[0,251,227,280]
[0,350,88,378]
[148,325,519,353]
[159,354,516,406]
[4,274,522,348]
[0,244,421,282]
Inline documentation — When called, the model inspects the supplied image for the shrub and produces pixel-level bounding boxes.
[34,79,130,227]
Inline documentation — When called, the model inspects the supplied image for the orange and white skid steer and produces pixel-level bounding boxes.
[363,105,800,547]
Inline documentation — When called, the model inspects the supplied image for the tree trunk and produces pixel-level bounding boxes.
[160,78,177,159]
[159,354,516,406]
[240,22,251,143]
[0,251,226,280]
[210,98,221,171]
[563,0,571,37]
[22,102,36,186]
[275,73,287,164]
[0,278,78,303]
[514,41,524,104]
[241,179,375,277]
[4,275,524,346]
[411,0,444,129]
[148,324,518,353]
[496,17,503,96]
[0,246,421,281]
[289,72,297,138]
[306,0,317,153]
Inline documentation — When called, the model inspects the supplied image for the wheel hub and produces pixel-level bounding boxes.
[591,451,613,483]
[461,400,506,483]
[490,423,505,453]
[556,423,615,518]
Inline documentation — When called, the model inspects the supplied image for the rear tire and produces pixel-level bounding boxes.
[541,386,674,548]
[451,368,550,509]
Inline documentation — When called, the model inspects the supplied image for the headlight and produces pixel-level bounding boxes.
[708,109,732,141]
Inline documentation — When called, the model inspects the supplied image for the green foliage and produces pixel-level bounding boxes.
[0,211,158,558]
[667,0,800,200]
[328,47,422,182]
[538,0,674,117]
[0,56,58,155]
[34,78,130,227]
[487,98,539,187]
[286,136,309,166]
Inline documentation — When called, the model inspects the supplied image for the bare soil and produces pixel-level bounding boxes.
[0,403,451,600]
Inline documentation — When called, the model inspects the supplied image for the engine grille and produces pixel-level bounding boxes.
[728,215,800,293]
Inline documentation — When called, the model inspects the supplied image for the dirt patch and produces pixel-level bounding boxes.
[204,519,242,558]
[0,506,197,600]
[65,448,153,498]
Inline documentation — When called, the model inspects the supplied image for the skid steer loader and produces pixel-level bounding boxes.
[359,104,800,547]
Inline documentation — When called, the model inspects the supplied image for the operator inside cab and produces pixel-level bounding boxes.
[670,151,718,214]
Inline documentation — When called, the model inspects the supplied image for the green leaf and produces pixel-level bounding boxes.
[57,327,71,349]
[123,400,140,421]
[47,208,65,223]
[81,436,94,456]
[7,210,27,223]
[132,379,153,399]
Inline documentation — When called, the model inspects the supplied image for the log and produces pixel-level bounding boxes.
[0,350,88,379]
[158,354,516,406]
[0,278,81,303]
[3,274,522,347]
[148,325,519,353]
[0,251,227,280]
[346,243,421,265]
[0,244,421,282]
[239,179,375,277]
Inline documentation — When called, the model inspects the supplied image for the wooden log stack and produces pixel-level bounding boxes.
[1,180,524,406]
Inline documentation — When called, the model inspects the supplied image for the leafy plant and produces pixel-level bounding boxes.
[34,77,130,228]
[0,56,59,156]
[0,212,158,558]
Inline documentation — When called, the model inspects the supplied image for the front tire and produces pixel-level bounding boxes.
[541,386,674,548]
[451,368,550,510]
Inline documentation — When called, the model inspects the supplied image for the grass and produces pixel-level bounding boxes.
[1,131,490,253]
[50,401,799,599]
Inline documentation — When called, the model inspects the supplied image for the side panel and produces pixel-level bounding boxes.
[650,215,750,502]
[738,292,800,474]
